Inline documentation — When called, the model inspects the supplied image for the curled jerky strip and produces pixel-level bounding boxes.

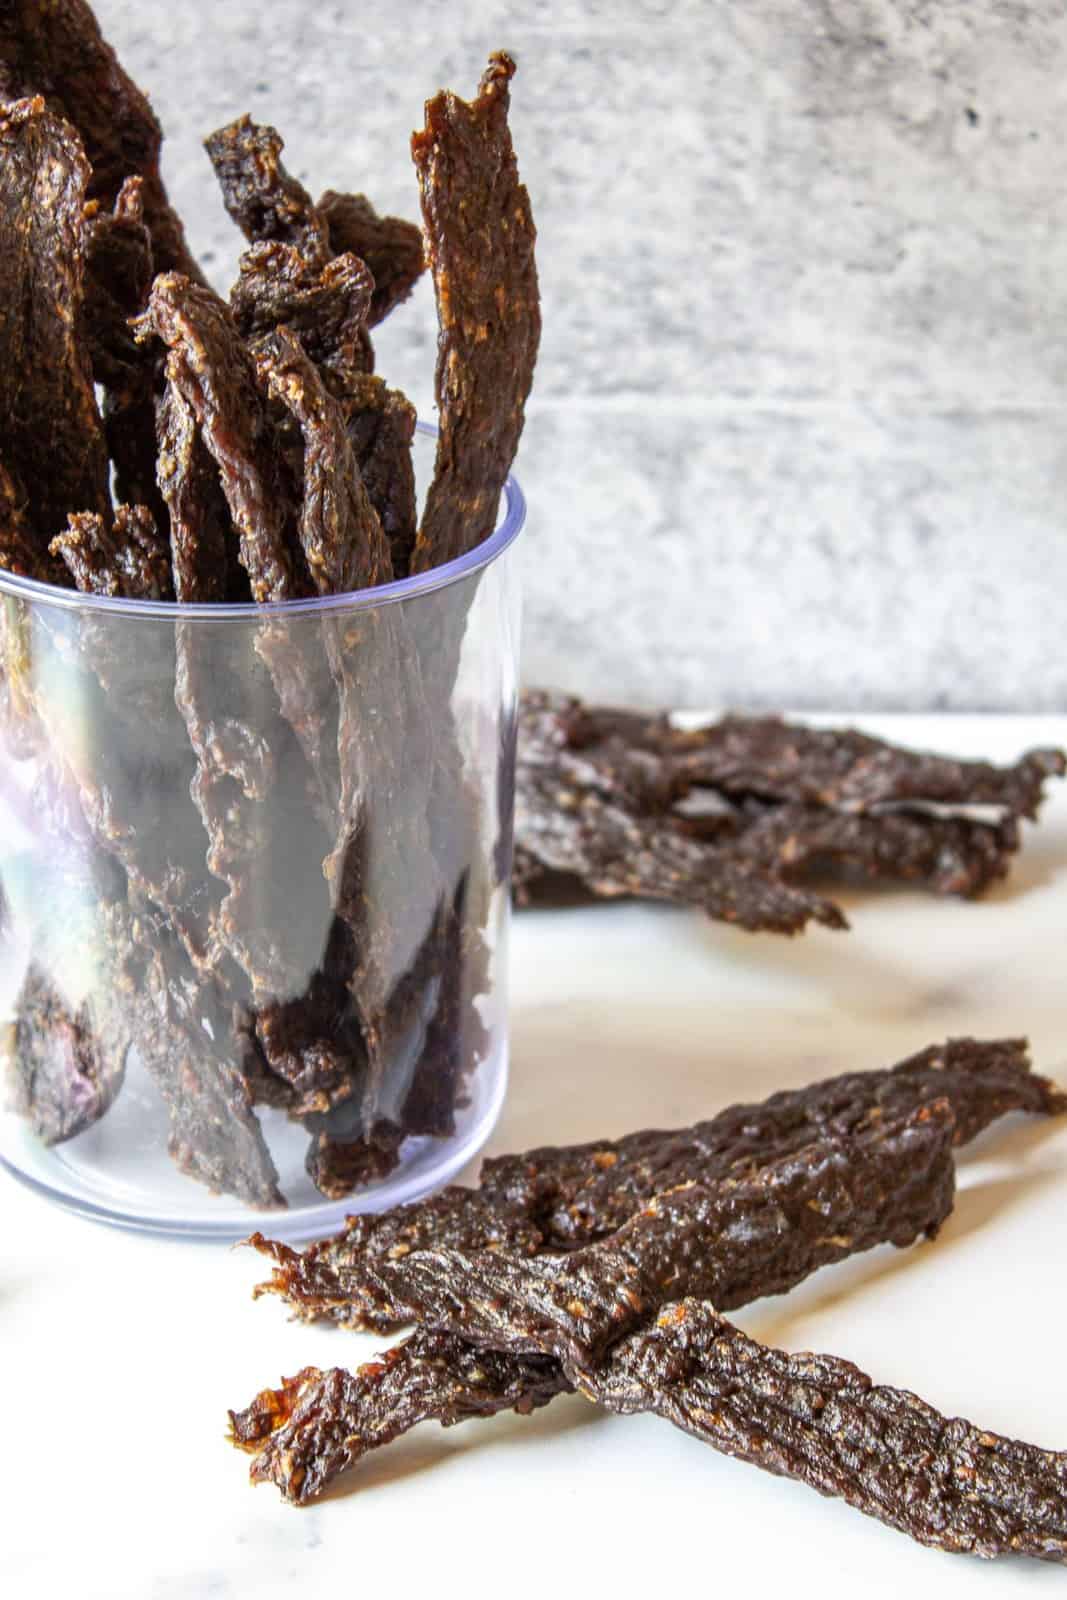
[410,53,540,571]
[231,1100,957,1501]
[51,506,173,600]
[586,1302,1067,1565]
[251,1037,1057,1331]
[318,189,425,328]
[0,96,109,556]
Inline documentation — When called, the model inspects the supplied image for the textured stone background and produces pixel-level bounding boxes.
[99,0,1067,708]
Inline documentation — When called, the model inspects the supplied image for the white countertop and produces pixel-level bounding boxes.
[4,715,1066,1599]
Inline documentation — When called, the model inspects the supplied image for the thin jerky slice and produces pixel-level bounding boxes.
[204,115,330,259]
[586,1301,1067,1565]
[50,505,174,600]
[230,242,374,383]
[318,188,425,327]
[0,0,202,280]
[349,1105,958,1365]
[255,326,393,595]
[252,1037,1057,1330]
[341,375,418,578]
[0,456,64,583]
[0,97,110,549]
[155,384,245,603]
[105,897,284,1207]
[231,1101,956,1502]
[83,176,163,518]
[410,53,540,572]
[134,273,304,602]
[5,960,127,1144]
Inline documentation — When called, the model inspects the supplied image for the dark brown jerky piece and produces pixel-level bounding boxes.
[0,97,110,551]
[0,0,202,280]
[255,327,393,595]
[318,189,425,327]
[588,1301,1067,1565]
[105,897,284,1207]
[230,242,374,384]
[253,1037,1057,1330]
[83,177,163,518]
[543,692,1067,822]
[50,505,174,600]
[134,273,304,602]
[0,456,63,584]
[341,375,418,578]
[305,1117,405,1202]
[354,1105,958,1365]
[5,960,127,1144]
[204,115,330,259]
[231,1102,956,1502]
[229,1335,566,1503]
[155,383,246,603]
[410,53,540,572]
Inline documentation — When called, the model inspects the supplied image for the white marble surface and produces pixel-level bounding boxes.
[3,715,1067,1597]
[79,0,1067,707]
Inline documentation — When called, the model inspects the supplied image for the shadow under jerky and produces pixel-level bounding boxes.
[230,1099,958,1502]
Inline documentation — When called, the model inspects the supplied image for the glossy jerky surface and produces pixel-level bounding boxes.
[318,189,425,328]
[252,1037,1056,1329]
[51,505,173,600]
[155,384,241,603]
[0,97,110,554]
[341,376,418,577]
[231,243,375,385]
[230,1100,958,1502]
[589,1301,1067,1565]
[410,53,540,571]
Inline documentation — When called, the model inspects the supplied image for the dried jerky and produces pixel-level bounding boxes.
[204,115,330,260]
[340,375,418,578]
[4,960,127,1143]
[318,188,425,327]
[410,53,540,572]
[255,326,393,595]
[231,1100,957,1502]
[134,273,305,602]
[253,1037,1057,1330]
[0,0,203,279]
[360,1103,958,1366]
[105,896,283,1207]
[155,384,245,604]
[0,456,63,584]
[230,242,374,383]
[0,97,110,550]
[585,1301,1067,1565]
[50,505,174,600]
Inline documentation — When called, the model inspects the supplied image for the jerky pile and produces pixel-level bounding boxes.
[514,690,1066,933]
[0,2,539,1204]
[230,1039,1067,1567]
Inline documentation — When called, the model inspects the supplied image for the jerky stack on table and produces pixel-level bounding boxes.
[0,4,539,1207]
[229,1039,1067,1567]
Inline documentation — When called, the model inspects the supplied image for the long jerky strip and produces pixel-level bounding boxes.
[585,1301,1067,1565]
[0,0,203,280]
[410,53,539,572]
[204,115,330,258]
[252,1037,1058,1330]
[50,506,173,600]
[340,375,418,578]
[343,1105,959,1366]
[0,456,56,583]
[0,96,110,555]
[231,1101,957,1501]
[155,384,246,603]
[318,188,425,328]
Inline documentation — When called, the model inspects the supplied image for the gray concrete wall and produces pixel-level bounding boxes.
[98,0,1067,708]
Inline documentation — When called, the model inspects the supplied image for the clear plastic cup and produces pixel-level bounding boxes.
[0,427,523,1239]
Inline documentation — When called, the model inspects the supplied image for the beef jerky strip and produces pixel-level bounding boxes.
[0,0,203,281]
[133,273,304,603]
[586,1300,1067,1565]
[341,1105,958,1364]
[231,1101,956,1502]
[83,176,164,519]
[0,97,110,552]
[155,383,247,604]
[230,242,375,384]
[0,456,60,584]
[318,188,425,328]
[50,506,173,600]
[252,1037,1057,1330]
[410,53,540,573]
[204,114,330,260]
[536,692,1066,821]
[4,960,126,1144]
[104,896,283,1207]
[340,376,418,578]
